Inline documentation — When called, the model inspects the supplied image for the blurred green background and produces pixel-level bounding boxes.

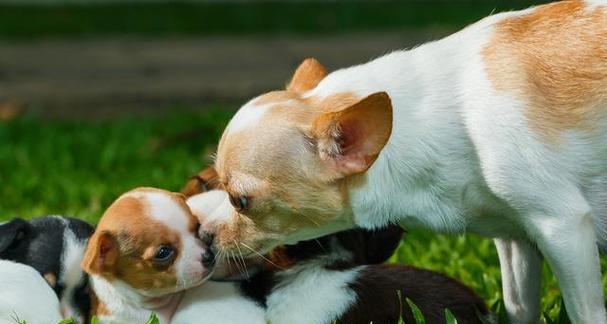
[0,1,601,322]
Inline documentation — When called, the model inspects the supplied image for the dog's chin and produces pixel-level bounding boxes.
[210,255,264,281]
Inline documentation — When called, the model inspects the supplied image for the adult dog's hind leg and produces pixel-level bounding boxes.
[495,238,542,324]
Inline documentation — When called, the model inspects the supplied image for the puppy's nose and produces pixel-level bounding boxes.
[202,250,215,267]
[200,231,215,246]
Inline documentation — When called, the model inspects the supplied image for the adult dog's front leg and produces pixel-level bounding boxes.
[495,238,542,324]
[528,207,606,324]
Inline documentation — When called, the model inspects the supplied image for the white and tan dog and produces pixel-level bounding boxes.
[210,1,607,323]
[82,188,215,324]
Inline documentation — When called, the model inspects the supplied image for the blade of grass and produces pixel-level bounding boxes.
[146,313,160,324]
[445,309,459,324]
[406,298,426,324]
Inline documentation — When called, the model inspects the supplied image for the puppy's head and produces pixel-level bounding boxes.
[82,188,213,298]
[213,58,393,255]
[0,216,94,322]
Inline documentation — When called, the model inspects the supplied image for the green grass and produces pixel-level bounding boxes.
[1,109,605,323]
[0,1,549,40]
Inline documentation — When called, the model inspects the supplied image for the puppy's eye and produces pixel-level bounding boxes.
[154,246,175,263]
[229,195,250,211]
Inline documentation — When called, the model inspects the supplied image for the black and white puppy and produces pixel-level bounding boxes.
[245,226,490,324]
[186,189,491,324]
[0,216,94,322]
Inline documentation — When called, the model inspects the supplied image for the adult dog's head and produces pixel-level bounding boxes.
[193,58,394,256]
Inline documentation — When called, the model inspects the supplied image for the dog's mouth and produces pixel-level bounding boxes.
[207,238,282,279]
[214,238,281,260]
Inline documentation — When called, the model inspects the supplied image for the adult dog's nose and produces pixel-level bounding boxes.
[199,230,215,247]
[202,250,215,267]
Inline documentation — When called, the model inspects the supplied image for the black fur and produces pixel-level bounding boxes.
[341,264,489,324]
[0,216,94,322]
[239,225,405,308]
[239,225,489,324]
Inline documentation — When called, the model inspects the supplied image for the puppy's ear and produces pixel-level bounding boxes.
[81,232,118,275]
[181,166,219,197]
[287,58,327,93]
[311,92,393,179]
[362,225,405,264]
[0,218,29,254]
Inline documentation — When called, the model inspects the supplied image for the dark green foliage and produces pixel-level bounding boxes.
[0,1,549,40]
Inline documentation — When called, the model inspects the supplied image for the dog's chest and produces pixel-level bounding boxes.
[400,178,519,236]
[353,158,523,238]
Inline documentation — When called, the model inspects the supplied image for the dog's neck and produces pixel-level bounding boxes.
[90,275,183,324]
[309,20,513,236]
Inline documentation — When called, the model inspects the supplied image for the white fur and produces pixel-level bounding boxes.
[59,228,88,321]
[0,260,62,324]
[586,0,607,10]
[494,239,542,323]
[187,190,234,235]
[90,275,179,324]
[173,281,265,324]
[92,190,211,324]
[266,265,360,324]
[127,191,208,291]
[304,3,607,322]
[187,190,232,222]
[226,1,607,322]
[226,100,271,133]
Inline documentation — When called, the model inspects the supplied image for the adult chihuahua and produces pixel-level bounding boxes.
[210,1,607,323]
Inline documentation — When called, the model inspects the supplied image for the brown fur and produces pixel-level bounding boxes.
[181,166,220,197]
[82,189,192,291]
[286,58,328,93]
[483,0,607,141]
[90,291,110,317]
[253,90,301,106]
[312,92,393,176]
[213,59,395,255]
[305,92,361,113]
[43,272,57,288]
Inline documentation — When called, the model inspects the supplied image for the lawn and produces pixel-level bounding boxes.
[2,108,606,323]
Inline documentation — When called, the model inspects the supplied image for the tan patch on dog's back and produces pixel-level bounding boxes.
[483,0,607,141]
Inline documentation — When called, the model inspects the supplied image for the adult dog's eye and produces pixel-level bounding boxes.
[229,195,250,211]
[154,246,175,263]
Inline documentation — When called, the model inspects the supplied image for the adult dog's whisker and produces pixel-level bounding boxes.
[234,240,250,279]
[240,242,286,271]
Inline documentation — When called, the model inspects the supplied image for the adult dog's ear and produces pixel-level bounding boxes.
[81,232,119,275]
[287,58,328,93]
[362,225,405,264]
[0,218,29,254]
[311,92,393,179]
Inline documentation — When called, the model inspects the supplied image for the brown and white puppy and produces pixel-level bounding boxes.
[82,188,214,324]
